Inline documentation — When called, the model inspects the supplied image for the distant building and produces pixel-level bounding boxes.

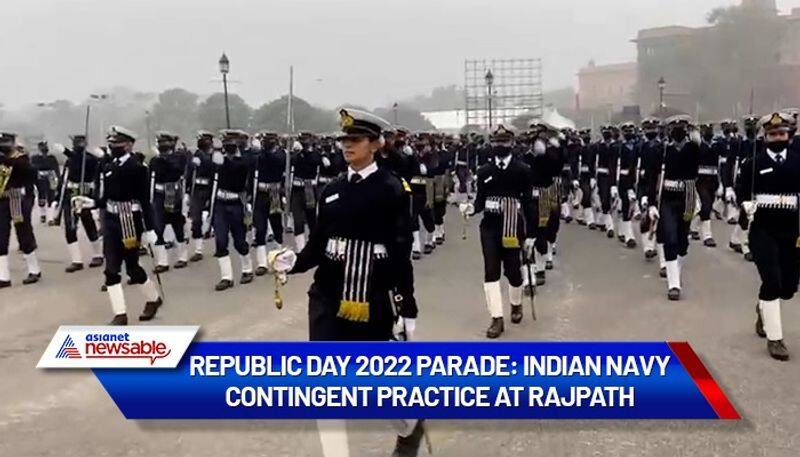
[633,0,800,118]
[576,61,638,111]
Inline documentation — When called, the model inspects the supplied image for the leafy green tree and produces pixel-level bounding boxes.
[198,93,253,132]
[251,96,336,134]
[151,88,199,140]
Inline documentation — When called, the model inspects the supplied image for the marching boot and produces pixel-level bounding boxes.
[761,299,789,361]
[0,255,10,288]
[729,225,743,252]
[434,224,445,245]
[509,286,523,324]
[215,256,234,291]
[412,231,422,260]
[665,260,681,301]
[392,419,426,457]
[622,221,637,248]
[423,232,434,254]
[755,302,766,338]
[642,233,656,258]
[65,242,84,272]
[190,238,204,262]
[174,242,189,269]
[657,244,667,278]
[484,282,505,339]
[153,244,170,274]
[605,214,614,238]
[584,208,595,230]
[255,245,269,276]
[240,253,254,285]
[701,220,716,247]
[88,239,104,268]
[534,255,546,286]
[138,279,162,321]
[107,283,128,325]
[545,243,554,270]
[742,242,753,262]
[521,266,534,297]
[21,252,42,285]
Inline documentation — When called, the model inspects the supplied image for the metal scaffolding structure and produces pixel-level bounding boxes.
[464,58,544,132]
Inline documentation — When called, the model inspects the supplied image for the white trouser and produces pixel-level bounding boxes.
[0,256,9,282]
[177,242,188,262]
[139,279,160,302]
[154,245,169,267]
[108,283,126,315]
[24,252,40,275]
[546,242,554,262]
[657,244,666,269]
[760,299,783,341]
[509,284,522,306]
[701,220,714,241]
[412,231,421,253]
[295,233,306,251]
[256,245,268,268]
[92,238,103,258]
[583,208,594,225]
[193,238,204,254]
[642,233,656,254]
[666,260,681,290]
[67,241,83,264]
[621,220,635,242]
[240,252,253,274]
[317,420,349,457]
[484,281,503,318]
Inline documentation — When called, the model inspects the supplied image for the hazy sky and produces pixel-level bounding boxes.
[3,0,800,110]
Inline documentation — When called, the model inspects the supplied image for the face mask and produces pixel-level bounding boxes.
[580,135,591,144]
[394,140,406,148]
[602,132,612,141]
[73,145,86,153]
[702,133,714,142]
[767,141,788,153]
[39,147,49,154]
[645,132,658,140]
[493,145,511,157]
[0,145,12,153]
[197,140,211,150]
[223,144,238,154]
[157,145,171,153]
[670,128,686,142]
[624,133,636,141]
[109,146,126,158]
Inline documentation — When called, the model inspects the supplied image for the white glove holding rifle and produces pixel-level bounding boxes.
[141,230,157,246]
[742,201,757,222]
[459,202,475,218]
[725,187,736,204]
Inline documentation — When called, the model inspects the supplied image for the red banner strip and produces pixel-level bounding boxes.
[667,341,740,420]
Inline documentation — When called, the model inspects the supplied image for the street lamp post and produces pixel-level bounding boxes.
[485,69,494,131]
[219,53,231,129]
[658,77,666,110]
[393,102,399,125]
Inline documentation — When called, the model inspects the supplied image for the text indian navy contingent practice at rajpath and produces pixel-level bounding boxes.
[2,103,800,455]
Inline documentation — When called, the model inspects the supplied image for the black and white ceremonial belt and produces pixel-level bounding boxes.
[292,178,315,187]
[194,177,211,186]
[596,167,610,175]
[216,190,241,201]
[698,166,718,176]
[0,187,26,199]
[562,165,572,172]
[755,194,798,210]
[662,179,687,192]
[580,165,590,173]
[531,189,540,198]
[257,182,281,192]
[1,187,25,223]
[485,196,521,249]
[38,170,52,177]
[154,181,180,193]
[67,182,94,190]
[410,177,428,185]
[106,200,142,214]
[719,157,728,164]
[323,237,387,324]
[324,237,388,261]
[318,176,334,184]
[619,169,630,176]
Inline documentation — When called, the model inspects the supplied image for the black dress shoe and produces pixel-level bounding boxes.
[668,288,681,301]
[139,298,163,321]
[510,305,523,324]
[89,256,104,268]
[174,260,188,269]
[588,223,597,230]
[240,272,254,285]
[727,218,737,225]
[767,340,790,361]
[215,279,234,291]
[617,234,625,242]
[729,242,743,253]
[645,249,657,259]
[40,215,46,224]
[423,244,433,254]
[65,262,84,273]
[577,220,587,226]
[0,280,11,289]
[153,265,170,274]
[100,284,107,292]
[22,273,41,285]
[755,304,766,338]
[110,314,128,325]
[626,239,637,249]
[545,260,554,270]
[703,238,717,248]
[165,241,175,250]
[255,266,268,276]
[391,419,426,457]
[535,271,546,286]
[690,231,700,240]
[435,237,444,246]
[606,230,615,239]
[189,253,203,262]
[659,267,667,278]
[744,252,753,262]
[486,317,505,339]
[565,216,573,223]
[412,251,421,260]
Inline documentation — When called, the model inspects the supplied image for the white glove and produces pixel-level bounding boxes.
[52,143,66,155]
[627,189,636,201]
[402,145,414,156]
[141,230,157,246]
[548,136,560,148]
[89,146,106,159]
[246,203,252,214]
[640,196,649,208]
[742,201,756,221]
[71,195,95,212]
[590,178,597,190]
[533,139,546,156]
[268,248,297,273]
[292,141,303,152]
[201,218,211,236]
[523,238,536,257]
[689,129,701,145]
[212,151,224,165]
[725,187,736,204]
[250,139,262,150]
[572,180,579,190]
[611,186,619,199]
[648,205,659,220]
[403,318,417,340]
[192,157,201,167]
[322,157,331,168]
[212,138,223,150]
[419,164,428,175]
[716,183,724,198]
[459,202,475,217]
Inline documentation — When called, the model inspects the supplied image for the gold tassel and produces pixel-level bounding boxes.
[502,237,520,249]
[539,216,549,228]
[795,236,800,248]
[337,300,370,323]
[123,238,139,250]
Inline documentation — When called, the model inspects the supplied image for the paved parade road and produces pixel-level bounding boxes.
[1,210,799,457]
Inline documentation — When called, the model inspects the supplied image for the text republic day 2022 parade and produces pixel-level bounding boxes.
[4,102,800,454]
